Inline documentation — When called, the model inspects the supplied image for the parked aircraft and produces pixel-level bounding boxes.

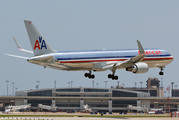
[6,20,173,80]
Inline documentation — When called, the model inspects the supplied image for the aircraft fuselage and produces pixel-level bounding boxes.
[28,48,173,71]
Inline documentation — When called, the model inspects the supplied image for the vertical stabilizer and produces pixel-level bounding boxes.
[24,20,56,56]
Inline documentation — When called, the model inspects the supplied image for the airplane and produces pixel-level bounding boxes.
[4,109,11,114]
[5,20,173,80]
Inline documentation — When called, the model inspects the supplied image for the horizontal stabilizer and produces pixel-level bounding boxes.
[28,56,56,63]
[5,54,29,59]
[13,37,33,53]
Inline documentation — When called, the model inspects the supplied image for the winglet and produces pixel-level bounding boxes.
[13,37,33,53]
[137,40,145,54]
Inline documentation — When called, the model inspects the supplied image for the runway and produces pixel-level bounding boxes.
[1,117,178,120]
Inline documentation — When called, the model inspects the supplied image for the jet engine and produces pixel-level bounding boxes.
[126,62,149,74]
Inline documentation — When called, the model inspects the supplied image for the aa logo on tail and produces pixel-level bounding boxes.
[34,36,47,50]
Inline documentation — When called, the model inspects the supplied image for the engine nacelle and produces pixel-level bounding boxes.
[126,62,149,74]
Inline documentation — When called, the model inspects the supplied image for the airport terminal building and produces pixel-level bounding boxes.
[0,78,179,112]
[13,87,150,112]
[0,87,178,112]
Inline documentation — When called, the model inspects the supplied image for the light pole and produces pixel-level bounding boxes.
[96,83,99,88]
[135,82,137,88]
[104,81,108,88]
[140,82,143,88]
[92,80,94,88]
[70,81,73,88]
[117,81,119,88]
[6,80,9,96]
[68,82,70,88]
[161,77,163,87]
[54,80,56,88]
[36,81,40,89]
[171,82,174,97]
[174,85,177,97]
[15,87,18,92]
[175,85,177,89]
[12,82,14,96]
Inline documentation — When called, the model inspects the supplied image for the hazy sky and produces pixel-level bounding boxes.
[0,0,178,95]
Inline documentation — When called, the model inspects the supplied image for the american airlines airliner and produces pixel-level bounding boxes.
[6,20,173,80]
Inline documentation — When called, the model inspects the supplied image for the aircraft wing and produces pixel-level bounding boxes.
[120,40,145,68]
[13,37,33,53]
[119,54,145,68]
[102,40,145,70]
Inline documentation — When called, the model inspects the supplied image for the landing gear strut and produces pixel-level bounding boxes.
[108,69,118,80]
[159,66,165,75]
[84,71,95,79]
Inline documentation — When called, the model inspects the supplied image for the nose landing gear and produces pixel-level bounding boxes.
[159,66,165,75]
[159,71,164,75]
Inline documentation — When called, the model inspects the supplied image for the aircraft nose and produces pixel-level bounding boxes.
[169,53,174,62]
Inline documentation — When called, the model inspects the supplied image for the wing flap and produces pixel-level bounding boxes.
[102,63,116,70]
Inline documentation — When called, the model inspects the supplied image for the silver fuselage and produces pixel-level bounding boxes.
[28,48,173,71]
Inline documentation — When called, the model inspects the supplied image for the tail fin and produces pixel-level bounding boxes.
[24,20,56,56]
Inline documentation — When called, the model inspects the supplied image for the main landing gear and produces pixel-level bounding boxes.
[159,66,165,75]
[84,71,95,79]
[108,69,118,80]
[108,74,118,80]
[84,70,118,80]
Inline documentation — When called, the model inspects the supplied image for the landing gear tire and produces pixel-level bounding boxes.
[89,74,95,79]
[114,76,118,80]
[84,73,89,77]
[112,76,118,80]
[159,66,165,76]
[84,73,95,79]
[108,74,112,78]
[91,74,95,79]
[108,74,118,80]
[159,72,164,75]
